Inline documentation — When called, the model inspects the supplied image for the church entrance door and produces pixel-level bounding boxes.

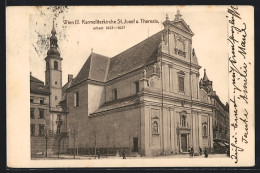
[133,137,138,152]
[181,134,188,152]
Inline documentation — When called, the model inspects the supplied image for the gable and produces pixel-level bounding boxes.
[69,53,110,88]
[172,20,194,35]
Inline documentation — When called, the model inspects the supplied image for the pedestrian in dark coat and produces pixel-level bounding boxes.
[122,149,126,159]
[190,147,194,157]
[204,148,208,158]
[199,147,202,155]
[97,149,100,159]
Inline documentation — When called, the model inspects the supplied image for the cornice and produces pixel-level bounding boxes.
[161,52,201,69]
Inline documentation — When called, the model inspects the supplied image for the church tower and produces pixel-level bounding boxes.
[199,69,213,94]
[44,20,66,134]
[45,20,63,108]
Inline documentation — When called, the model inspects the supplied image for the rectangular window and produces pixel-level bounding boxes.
[31,124,35,136]
[135,81,139,93]
[40,98,44,104]
[30,108,35,119]
[39,109,44,119]
[178,76,184,92]
[112,88,117,100]
[74,92,79,107]
[30,98,33,103]
[39,124,45,136]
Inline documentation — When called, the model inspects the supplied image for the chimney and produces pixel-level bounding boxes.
[68,74,73,82]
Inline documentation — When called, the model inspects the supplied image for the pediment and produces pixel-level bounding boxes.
[172,20,194,35]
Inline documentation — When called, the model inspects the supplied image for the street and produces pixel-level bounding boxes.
[32,153,228,160]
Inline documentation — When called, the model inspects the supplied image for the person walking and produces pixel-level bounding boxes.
[122,149,126,159]
[190,147,194,157]
[97,149,100,159]
[199,147,202,155]
[204,148,208,158]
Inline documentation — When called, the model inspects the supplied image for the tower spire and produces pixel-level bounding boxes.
[50,19,58,49]
[47,19,60,56]
[51,19,56,36]
[203,69,209,81]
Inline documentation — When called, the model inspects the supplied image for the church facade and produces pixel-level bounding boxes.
[31,10,229,157]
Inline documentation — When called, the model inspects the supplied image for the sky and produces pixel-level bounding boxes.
[29,6,229,103]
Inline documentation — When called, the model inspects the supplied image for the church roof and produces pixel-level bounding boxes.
[30,75,50,95]
[67,30,163,89]
[70,53,110,87]
[107,30,163,81]
[30,75,44,84]
[90,94,140,116]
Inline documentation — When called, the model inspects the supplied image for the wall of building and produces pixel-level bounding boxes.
[88,84,105,114]
[66,106,142,153]
[213,98,229,142]
[105,70,144,102]
[66,82,89,148]
[30,93,50,136]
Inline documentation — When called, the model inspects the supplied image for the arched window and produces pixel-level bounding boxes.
[54,61,58,70]
[152,121,158,134]
[181,115,186,127]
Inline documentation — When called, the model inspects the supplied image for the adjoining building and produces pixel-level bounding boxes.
[30,10,229,157]
[30,74,50,137]
[199,73,230,152]
[30,22,68,157]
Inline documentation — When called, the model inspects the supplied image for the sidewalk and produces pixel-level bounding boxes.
[32,153,228,160]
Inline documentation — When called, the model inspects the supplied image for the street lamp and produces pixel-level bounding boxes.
[42,127,49,157]
[55,115,63,158]
[94,132,96,159]
[68,129,77,159]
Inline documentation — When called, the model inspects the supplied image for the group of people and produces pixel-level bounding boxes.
[188,147,208,158]
[97,147,210,159]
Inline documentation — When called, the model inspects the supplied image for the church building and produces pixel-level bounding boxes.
[61,10,229,156]
[31,10,229,157]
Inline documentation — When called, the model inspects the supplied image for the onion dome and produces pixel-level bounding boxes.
[47,47,60,56]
